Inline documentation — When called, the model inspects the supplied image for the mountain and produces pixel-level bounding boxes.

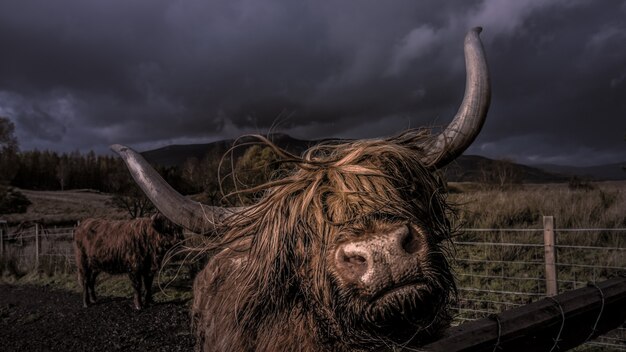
[534,163,626,181]
[141,134,623,182]
[442,155,569,183]
[141,133,318,168]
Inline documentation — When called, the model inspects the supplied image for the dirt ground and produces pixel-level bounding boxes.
[0,284,195,351]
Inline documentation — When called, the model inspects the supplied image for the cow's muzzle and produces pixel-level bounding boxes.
[334,224,427,297]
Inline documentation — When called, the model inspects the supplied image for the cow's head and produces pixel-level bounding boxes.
[112,27,490,348]
[151,213,184,242]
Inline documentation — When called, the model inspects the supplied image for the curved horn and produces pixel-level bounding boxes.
[110,144,241,233]
[421,27,491,168]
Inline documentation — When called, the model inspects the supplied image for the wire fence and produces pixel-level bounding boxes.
[0,224,76,272]
[1,218,625,350]
[451,220,626,350]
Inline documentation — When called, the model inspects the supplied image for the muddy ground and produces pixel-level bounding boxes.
[0,284,195,351]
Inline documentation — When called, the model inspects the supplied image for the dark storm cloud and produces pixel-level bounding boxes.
[0,0,624,165]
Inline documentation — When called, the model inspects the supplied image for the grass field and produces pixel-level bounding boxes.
[448,181,625,295]
[3,189,128,225]
[2,181,625,285]
[1,181,625,349]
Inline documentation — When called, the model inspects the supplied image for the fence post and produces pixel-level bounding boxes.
[35,223,39,269]
[543,216,558,296]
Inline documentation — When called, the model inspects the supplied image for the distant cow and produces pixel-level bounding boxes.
[73,214,184,309]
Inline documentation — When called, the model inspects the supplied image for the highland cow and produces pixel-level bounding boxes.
[73,214,183,309]
[112,28,491,351]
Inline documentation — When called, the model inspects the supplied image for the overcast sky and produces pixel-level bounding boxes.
[0,0,624,166]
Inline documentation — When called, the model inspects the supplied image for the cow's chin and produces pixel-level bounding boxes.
[315,277,451,349]
[366,281,443,322]
[359,281,450,343]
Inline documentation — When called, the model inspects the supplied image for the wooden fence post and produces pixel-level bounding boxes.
[543,216,558,296]
[35,223,39,269]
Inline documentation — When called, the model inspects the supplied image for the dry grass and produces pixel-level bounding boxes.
[2,189,128,225]
[447,181,626,350]
[450,181,626,229]
[0,182,622,351]
[0,254,194,303]
[2,183,625,345]
[11,181,622,229]
[1,189,191,301]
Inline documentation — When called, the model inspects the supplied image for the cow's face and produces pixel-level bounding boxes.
[152,213,185,242]
[326,219,453,342]
[291,153,455,345]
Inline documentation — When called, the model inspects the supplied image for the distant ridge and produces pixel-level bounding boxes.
[534,163,626,181]
[443,155,569,183]
[141,133,319,167]
[140,134,625,182]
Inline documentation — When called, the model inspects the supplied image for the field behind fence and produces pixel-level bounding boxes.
[1,216,625,350]
[0,224,75,274]
[453,217,625,350]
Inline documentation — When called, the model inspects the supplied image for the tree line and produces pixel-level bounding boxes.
[11,150,124,192]
[1,116,287,217]
[6,145,278,195]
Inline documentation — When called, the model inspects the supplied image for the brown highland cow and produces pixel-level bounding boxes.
[112,28,491,351]
[73,214,183,310]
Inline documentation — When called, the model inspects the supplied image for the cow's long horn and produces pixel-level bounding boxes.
[421,27,491,168]
[110,144,240,233]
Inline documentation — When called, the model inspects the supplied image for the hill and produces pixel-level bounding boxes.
[443,155,568,183]
[534,162,626,181]
[141,133,319,168]
[139,134,626,182]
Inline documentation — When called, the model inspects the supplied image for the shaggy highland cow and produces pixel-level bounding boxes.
[112,28,491,351]
[73,214,183,309]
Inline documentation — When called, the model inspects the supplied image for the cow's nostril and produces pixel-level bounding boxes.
[336,247,370,283]
[401,228,420,254]
[345,254,367,265]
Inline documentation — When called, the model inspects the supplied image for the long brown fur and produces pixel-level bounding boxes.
[192,129,456,351]
[73,214,183,309]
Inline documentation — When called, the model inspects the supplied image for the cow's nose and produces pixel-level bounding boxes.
[334,225,420,286]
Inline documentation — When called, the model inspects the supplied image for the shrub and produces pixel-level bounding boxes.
[568,176,595,191]
[0,185,31,214]
[0,255,26,279]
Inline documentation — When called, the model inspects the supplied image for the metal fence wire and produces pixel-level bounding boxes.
[0,225,75,271]
[452,224,626,351]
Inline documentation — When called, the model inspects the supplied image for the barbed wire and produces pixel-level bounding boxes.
[456,258,544,265]
[556,244,626,250]
[455,241,545,247]
[457,272,545,282]
[458,228,626,232]
[458,287,545,297]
